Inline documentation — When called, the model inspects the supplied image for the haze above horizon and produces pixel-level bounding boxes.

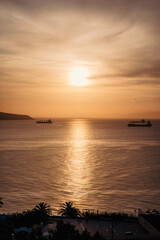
[0,0,160,118]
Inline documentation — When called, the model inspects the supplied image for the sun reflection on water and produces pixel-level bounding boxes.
[66,120,91,203]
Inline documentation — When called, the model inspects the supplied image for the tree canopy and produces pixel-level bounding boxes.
[58,201,81,217]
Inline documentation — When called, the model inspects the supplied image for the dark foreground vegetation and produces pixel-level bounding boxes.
[0,199,136,240]
[58,201,135,220]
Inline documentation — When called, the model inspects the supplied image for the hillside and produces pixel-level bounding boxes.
[0,112,33,120]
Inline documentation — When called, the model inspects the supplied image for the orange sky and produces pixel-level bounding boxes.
[0,0,160,118]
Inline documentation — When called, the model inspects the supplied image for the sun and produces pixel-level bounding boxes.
[70,67,89,86]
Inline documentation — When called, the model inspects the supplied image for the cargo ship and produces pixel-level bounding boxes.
[36,119,52,124]
[128,119,152,127]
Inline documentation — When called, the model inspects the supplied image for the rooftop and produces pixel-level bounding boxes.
[140,213,160,232]
[43,217,153,239]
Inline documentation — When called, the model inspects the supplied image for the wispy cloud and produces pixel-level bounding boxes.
[0,0,160,117]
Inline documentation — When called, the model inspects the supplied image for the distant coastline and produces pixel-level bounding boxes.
[0,112,33,120]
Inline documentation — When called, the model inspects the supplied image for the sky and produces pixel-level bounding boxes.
[0,0,160,118]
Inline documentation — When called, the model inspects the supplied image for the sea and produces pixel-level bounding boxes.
[0,119,160,215]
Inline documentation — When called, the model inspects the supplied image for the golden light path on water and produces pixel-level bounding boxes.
[66,120,91,209]
[0,120,160,214]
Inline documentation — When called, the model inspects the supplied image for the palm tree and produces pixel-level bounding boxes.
[0,197,3,208]
[33,202,52,220]
[58,201,81,217]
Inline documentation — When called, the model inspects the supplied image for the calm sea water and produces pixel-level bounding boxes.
[0,119,160,214]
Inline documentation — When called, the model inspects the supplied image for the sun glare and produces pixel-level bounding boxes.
[70,67,89,86]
